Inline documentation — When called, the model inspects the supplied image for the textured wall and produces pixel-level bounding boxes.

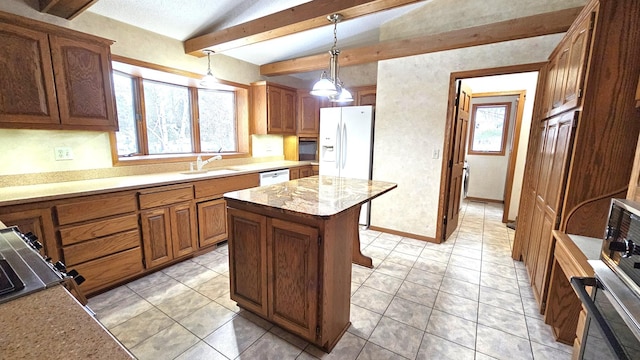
[371,35,561,238]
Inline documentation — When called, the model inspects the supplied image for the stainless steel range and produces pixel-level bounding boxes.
[571,199,640,359]
[0,227,67,304]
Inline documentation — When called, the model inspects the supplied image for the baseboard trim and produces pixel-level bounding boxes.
[464,196,504,204]
[368,226,439,244]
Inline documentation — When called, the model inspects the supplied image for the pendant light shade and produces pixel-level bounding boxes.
[310,71,338,96]
[311,14,353,103]
[200,50,218,87]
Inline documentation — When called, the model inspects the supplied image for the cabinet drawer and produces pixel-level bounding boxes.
[194,173,259,199]
[73,247,143,293]
[59,214,138,246]
[56,193,136,225]
[138,185,194,209]
[63,229,140,266]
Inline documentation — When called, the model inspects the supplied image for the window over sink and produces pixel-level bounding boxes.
[108,56,249,164]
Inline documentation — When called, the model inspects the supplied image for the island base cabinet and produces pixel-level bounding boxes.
[228,208,268,317]
[227,203,355,352]
[267,218,318,341]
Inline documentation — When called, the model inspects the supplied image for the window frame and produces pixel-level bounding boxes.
[108,56,250,166]
[467,102,511,156]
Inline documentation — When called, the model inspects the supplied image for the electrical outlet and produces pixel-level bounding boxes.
[432,148,440,159]
[54,147,74,161]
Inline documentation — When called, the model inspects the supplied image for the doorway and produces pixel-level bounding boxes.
[438,63,543,242]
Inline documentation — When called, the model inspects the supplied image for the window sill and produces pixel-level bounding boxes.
[113,152,250,166]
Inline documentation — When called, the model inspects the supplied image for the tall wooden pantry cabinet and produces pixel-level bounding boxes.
[512,0,640,312]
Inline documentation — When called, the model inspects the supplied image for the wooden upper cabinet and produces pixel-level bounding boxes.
[354,85,377,106]
[297,90,320,135]
[0,22,59,125]
[251,81,296,135]
[544,10,594,119]
[50,35,117,130]
[562,14,594,108]
[0,12,117,131]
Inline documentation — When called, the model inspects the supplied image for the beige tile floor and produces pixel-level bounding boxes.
[88,201,573,359]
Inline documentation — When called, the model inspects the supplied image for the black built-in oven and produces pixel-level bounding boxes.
[571,199,640,359]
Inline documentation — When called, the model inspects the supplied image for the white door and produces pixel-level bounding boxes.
[319,107,341,177]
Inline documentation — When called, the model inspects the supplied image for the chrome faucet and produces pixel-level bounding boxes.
[196,154,222,171]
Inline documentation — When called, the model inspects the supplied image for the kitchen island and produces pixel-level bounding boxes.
[224,176,396,352]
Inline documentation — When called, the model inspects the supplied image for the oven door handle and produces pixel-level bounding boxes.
[570,276,630,360]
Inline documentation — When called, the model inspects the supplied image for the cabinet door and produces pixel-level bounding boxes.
[297,92,320,135]
[49,35,117,130]
[228,208,268,317]
[141,208,173,268]
[290,168,300,180]
[282,89,296,133]
[0,23,59,125]
[300,166,313,178]
[562,14,594,109]
[0,208,57,261]
[267,218,318,340]
[356,89,377,106]
[267,86,283,133]
[197,198,227,248]
[551,46,570,112]
[170,202,197,258]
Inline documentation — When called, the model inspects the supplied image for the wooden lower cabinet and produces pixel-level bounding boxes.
[228,208,268,316]
[141,201,197,269]
[197,198,228,248]
[0,207,58,261]
[228,208,321,342]
[299,166,313,178]
[72,247,143,294]
[268,218,319,339]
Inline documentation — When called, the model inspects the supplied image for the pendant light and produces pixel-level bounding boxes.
[200,50,217,87]
[310,14,353,103]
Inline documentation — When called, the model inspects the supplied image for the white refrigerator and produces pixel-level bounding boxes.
[319,105,374,225]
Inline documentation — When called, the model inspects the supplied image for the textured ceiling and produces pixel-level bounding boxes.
[87,0,426,65]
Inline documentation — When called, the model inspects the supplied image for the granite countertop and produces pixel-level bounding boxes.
[224,175,397,217]
[0,160,311,207]
[0,285,132,359]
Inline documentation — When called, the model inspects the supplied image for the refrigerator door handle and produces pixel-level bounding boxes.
[335,123,341,170]
[342,123,347,169]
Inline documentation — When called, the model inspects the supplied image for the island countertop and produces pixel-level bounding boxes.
[223,175,397,218]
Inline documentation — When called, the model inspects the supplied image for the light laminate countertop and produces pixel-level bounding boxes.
[0,160,310,207]
[224,175,397,218]
[0,285,132,359]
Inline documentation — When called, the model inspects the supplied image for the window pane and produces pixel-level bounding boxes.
[113,73,139,156]
[471,105,507,153]
[198,89,237,152]
[143,80,193,154]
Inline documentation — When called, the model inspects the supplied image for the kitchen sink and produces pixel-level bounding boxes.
[180,169,239,176]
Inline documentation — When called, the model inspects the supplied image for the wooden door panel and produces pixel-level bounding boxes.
[563,15,593,107]
[267,218,318,340]
[544,112,576,214]
[526,200,546,282]
[282,89,296,133]
[551,46,570,111]
[267,86,283,132]
[533,214,555,305]
[171,202,197,258]
[297,92,319,135]
[141,208,173,268]
[0,23,59,125]
[197,199,227,248]
[445,82,471,240]
[49,35,116,129]
[228,208,268,317]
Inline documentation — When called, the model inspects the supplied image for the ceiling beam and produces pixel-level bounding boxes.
[39,0,100,20]
[260,7,583,77]
[184,0,425,57]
